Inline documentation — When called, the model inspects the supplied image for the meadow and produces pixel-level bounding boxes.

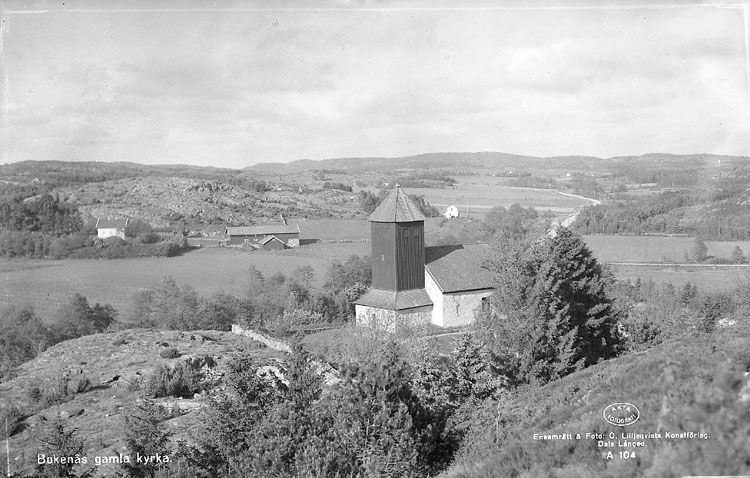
[0,241,369,321]
[610,264,749,293]
[402,179,593,220]
[582,235,750,263]
[5,216,750,325]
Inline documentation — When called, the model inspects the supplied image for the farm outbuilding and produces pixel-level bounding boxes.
[259,235,286,251]
[225,224,300,247]
[96,217,129,239]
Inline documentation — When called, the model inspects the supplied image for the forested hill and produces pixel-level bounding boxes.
[0,161,260,189]
[3,153,748,181]
[247,152,750,176]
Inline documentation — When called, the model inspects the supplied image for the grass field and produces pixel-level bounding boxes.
[402,181,592,220]
[289,218,370,241]
[610,264,749,293]
[5,215,750,324]
[582,235,750,263]
[0,241,369,321]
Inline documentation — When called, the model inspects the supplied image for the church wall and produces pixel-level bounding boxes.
[354,304,433,332]
[441,289,494,327]
[424,271,445,326]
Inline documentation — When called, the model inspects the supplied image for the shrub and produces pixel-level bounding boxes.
[145,362,202,399]
[40,375,70,408]
[160,347,181,359]
[0,403,23,438]
[74,375,92,394]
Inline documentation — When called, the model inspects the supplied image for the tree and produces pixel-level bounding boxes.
[33,417,89,478]
[451,334,500,401]
[120,398,171,478]
[53,294,117,341]
[691,236,708,262]
[0,305,55,368]
[292,265,315,289]
[148,277,200,330]
[730,245,746,264]
[478,227,621,385]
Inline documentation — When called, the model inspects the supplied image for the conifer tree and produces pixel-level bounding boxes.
[34,417,88,478]
[120,398,171,478]
[691,236,709,262]
[479,227,621,385]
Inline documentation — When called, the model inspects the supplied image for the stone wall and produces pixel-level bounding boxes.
[354,304,432,332]
[231,324,292,353]
[441,289,494,327]
[230,324,339,385]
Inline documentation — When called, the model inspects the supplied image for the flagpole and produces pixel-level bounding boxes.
[5,417,10,478]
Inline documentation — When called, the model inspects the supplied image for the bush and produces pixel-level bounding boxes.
[40,375,71,408]
[0,403,23,438]
[145,362,202,399]
[160,347,182,359]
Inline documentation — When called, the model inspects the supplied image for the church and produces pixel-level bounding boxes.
[354,186,495,330]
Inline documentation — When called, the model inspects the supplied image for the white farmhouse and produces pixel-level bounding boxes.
[95,218,129,239]
[443,205,460,219]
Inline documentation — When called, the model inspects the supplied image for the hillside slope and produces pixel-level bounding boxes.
[0,329,283,478]
[443,324,750,477]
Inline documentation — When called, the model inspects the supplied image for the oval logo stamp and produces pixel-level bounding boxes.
[603,403,640,426]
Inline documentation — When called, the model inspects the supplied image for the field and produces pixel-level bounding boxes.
[288,218,370,241]
[610,264,749,293]
[582,235,750,263]
[5,215,750,324]
[0,241,369,321]
[403,179,593,220]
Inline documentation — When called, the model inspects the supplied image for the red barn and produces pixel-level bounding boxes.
[225,224,300,247]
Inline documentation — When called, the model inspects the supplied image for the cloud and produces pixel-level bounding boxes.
[1,5,748,166]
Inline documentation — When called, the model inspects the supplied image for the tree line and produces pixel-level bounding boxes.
[573,189,750,240]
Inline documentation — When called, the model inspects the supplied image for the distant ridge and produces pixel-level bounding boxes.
[2,153,748,177]
[245,152,750,174]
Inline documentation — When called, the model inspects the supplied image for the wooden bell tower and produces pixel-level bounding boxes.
[369,185,426,291]
[353,185,433,328]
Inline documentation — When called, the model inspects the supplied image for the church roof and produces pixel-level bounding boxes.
[425,244,495,293]
[354,288,433,311]
[368,185,426,223]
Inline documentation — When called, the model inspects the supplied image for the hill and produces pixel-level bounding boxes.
[0,328,284,478]
[443,323,750,477]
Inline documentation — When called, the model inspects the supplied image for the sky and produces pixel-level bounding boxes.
[1,0,749,168]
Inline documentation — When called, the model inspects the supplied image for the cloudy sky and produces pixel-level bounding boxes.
[1,0,748,168]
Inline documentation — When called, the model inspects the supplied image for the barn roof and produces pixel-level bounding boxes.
[95,218,129,229]
[226,224,300,236]
[368,185,426,223]
[354,288,433,311]
[425,244,495,293]
[259,235,285,245]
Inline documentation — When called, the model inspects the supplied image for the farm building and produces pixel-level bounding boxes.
[354,186,494,330]
[96,217,129,239]
[259,235,286,251]
[225,224,300,247]
[443,205,459,219]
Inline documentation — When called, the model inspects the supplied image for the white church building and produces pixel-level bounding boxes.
[354,186,495,330]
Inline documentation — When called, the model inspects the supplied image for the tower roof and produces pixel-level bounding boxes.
[368,185,426,223]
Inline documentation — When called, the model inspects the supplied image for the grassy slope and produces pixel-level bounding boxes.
[0,329,283,478]
[443,323,750,478]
